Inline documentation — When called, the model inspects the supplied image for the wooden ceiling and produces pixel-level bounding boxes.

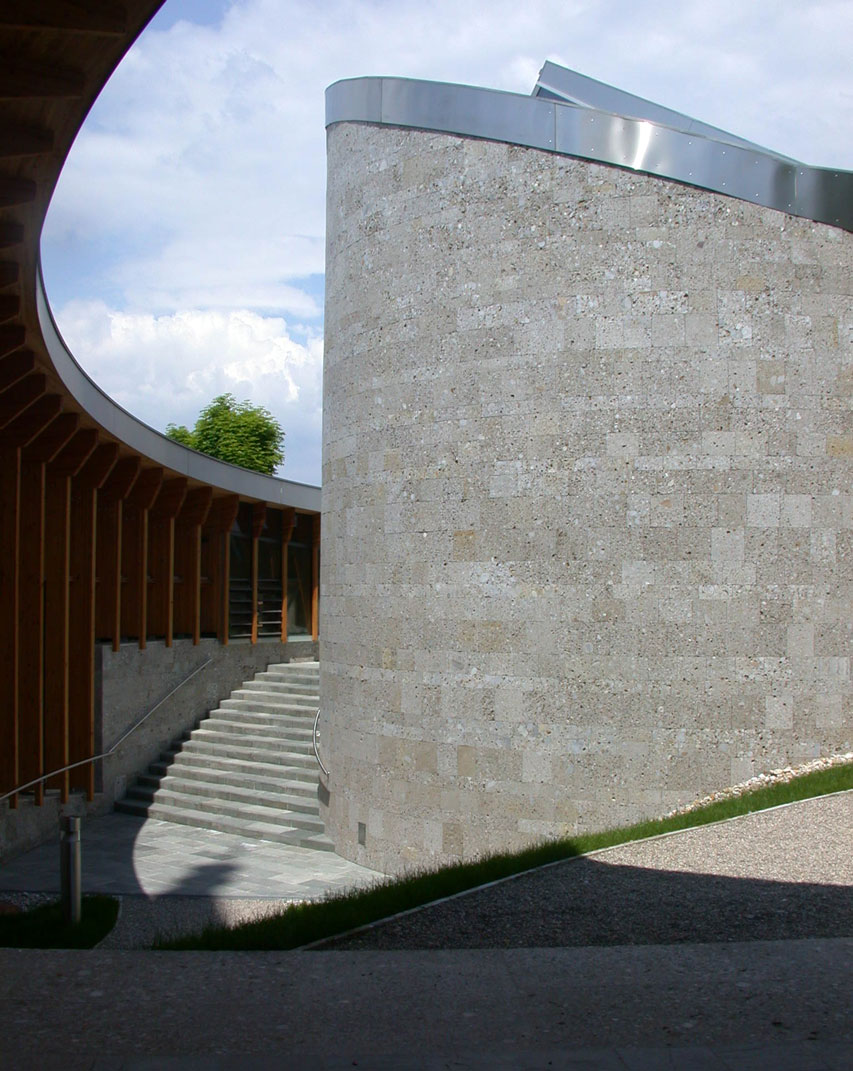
[0,1,168,464]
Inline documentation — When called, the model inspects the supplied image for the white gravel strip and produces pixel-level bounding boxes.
[663,752,852,817]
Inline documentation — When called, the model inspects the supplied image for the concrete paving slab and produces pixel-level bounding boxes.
[0,811,381,900]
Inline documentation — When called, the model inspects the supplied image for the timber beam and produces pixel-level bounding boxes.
[0,394,62,448]
[51,428,98,477]
[23,412,79,463]
[0,349,35,391]
[0,373,46,425]
[0,2,128,35]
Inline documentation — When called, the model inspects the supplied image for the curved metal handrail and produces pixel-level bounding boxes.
[0,656,212,805]
[312,708,329,778]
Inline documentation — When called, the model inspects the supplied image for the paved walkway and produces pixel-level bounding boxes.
[0,811,380,899]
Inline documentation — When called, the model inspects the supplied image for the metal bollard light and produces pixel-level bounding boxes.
[60,816,82,925]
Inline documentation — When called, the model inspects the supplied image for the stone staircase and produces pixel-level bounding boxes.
[116,660,332,851]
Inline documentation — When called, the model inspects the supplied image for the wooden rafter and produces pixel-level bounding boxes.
[0,59,85,100]
[75,441,118,489]
[50,428,98,477]
[0,123,53,159]
[178,486,212,528]
[151,476,187,518]
[0,295,20,322]
[23,412,79,463]
[0,349,35,391]
[0,323,25,356]
[0,176,37,207]
[0,261,20,286]
[0,394,62,448]
[0,373,46,426]
[0,1,129,35]
[127,465,162,510]
[99,455,140,500]
[205,493,239,533]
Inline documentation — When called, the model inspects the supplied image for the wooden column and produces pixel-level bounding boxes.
[10,406,67,805]
[311,513,321,643]
[28,415,79,802]
[123,467,163,649]
[17,456,45,802]
[280,505,295,638]
[280,507,295,643]
[97,456,139,650]
[68,441,116,800]
[204,495,239,645]
[251,503,266,645]
[148,478,186,646]
[176,487,212,644]
[0,444,20,804]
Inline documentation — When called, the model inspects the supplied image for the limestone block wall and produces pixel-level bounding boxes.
[321,122,852,872]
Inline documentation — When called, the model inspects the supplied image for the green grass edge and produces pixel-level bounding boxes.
[0,894,119,949]
[155,762,853,952]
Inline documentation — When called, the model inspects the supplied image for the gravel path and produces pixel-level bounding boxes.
[322,791,853,950]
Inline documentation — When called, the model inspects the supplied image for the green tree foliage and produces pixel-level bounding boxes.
[166,394,285,475]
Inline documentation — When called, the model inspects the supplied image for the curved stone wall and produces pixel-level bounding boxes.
[322,122,852,871]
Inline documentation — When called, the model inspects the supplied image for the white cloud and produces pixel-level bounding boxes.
[57,301,323,484]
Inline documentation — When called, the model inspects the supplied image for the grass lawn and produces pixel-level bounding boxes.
[0,895,119,949]
[155,761,852,952]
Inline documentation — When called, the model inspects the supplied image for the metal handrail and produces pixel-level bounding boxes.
[312,708,329,778]
[0,656,213,805]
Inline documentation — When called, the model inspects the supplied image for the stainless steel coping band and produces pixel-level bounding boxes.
[533,61,800,164]
[325,65,852,234]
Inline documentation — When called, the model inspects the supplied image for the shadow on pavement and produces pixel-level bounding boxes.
[324,853,853,949]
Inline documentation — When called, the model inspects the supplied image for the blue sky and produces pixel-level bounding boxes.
[40,0,853,486]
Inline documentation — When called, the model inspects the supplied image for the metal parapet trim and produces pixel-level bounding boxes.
[326,73,852,233]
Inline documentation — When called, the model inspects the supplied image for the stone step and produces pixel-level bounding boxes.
[230,687,318,706]
[135,773,320,815]
[174,736,318,770]
[263,674,319,689]
[198,718,314,745]
[126,784,323,830]
[250,676,319,695]
[219,697,317,717]
[264,663,318,678]
[157,749,318,785]
[147,760,317,798]
[115,798,335,851]
[203,708,315,732]
[187,726,315,756]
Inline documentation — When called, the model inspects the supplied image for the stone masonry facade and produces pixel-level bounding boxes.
[321,122,852,872]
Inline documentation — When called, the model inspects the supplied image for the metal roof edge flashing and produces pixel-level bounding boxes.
[325,73,852,233]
